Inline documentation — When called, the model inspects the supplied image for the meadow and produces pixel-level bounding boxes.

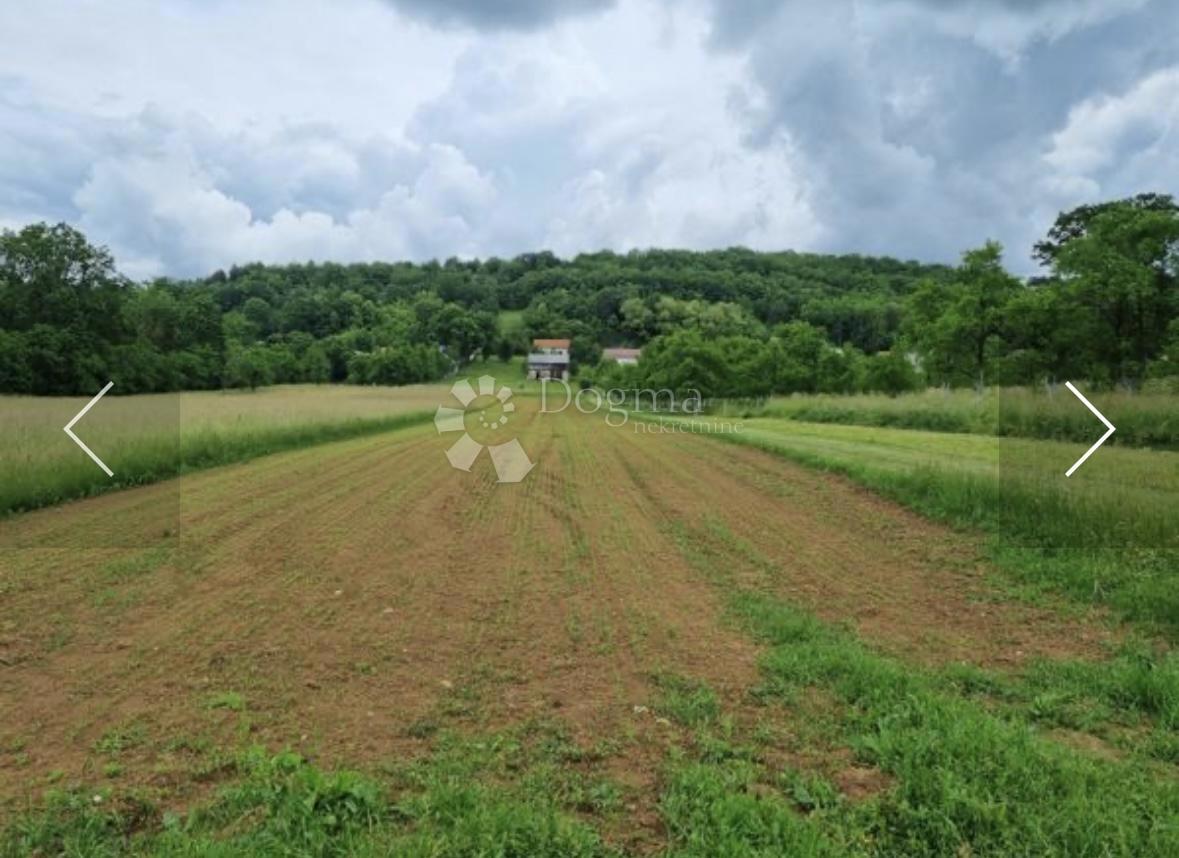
[0,384,445,516]
[743,385,1179,448]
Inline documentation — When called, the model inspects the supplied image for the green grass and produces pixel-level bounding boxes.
[651,513,1179,857]
[2,737,616,858]
[733,592,1179,857]
[203,692,246,713]
[0,385,449,516]
[654,673,722,728]
[661,759,839,857]
[497,309,526,338]
[736,386,1179,449]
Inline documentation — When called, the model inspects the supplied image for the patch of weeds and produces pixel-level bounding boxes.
[162,732,211,756]
[661,759,840,857]
[172,748,384,853]
[96,547,172,585]
[654,672,721,728]
[781,770,842,813]
[93,723,147,757]
[404,717,440,740]
[729,590,1179,857]
[5,728,623,856]
[938,643,1179,740]
[392,777,611,857]
[438,680,482,720]
[695,730,756,765]
[45,615,74,651]
[203,691,246,712]
[90,587,141,610]
[1,789,157,858]
[1141,731,1179,763]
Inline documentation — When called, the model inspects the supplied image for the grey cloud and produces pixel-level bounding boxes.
[2,0,1176,279]
[705,0,1179,268]
[383,0,613,30]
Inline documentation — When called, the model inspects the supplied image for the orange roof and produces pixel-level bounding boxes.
[603,347,642,359]
[532,338,571,348]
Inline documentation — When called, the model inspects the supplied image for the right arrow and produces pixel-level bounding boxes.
[1064,381,1115,477]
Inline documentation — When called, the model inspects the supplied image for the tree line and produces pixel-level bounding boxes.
[0,193,1175,398]
[591,194,1179,398]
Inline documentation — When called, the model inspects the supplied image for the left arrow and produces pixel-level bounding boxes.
[64,381,114,477]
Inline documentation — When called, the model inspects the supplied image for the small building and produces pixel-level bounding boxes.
[527,338,571,380]
[602,347,642,366]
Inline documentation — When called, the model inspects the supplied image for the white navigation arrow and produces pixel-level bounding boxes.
[1064,381,1115,477]
[64,381,114,477]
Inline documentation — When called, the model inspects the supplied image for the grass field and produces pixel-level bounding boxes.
[497,309,526,339]
[742,387,1179,448]
[3,396,1179,855]
[0,382,489,517]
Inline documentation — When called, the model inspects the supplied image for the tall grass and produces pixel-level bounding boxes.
[0,385,445,516]
[742,386,1179,448]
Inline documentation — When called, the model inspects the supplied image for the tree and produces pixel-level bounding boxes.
[1047,201,1179,384]
[0,223,131,393]
[638,330,732,399]
[863,350,919,395]
[223,346,274,390]
[0,330,32,393]
[1033,193,1178,267]
[772,321,828,393]
[0,222,128,336]
[904,242,1021,387]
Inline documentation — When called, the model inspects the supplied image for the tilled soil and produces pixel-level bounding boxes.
[0,400,1112,848]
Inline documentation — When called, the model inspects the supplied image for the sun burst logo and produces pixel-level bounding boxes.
[433,375,535,483]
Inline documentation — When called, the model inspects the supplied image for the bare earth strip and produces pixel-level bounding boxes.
[620,422,1112,666]
[0,402,1113,847]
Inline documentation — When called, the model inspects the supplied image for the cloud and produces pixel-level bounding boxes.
[1044,66,1179,176]
[700,0,1179,268]
[64,115,502,279]
[382,0,614,30]
[0,0,1176,278]
[544,131,820,256]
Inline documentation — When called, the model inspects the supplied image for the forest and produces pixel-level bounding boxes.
[1,193,1176,399]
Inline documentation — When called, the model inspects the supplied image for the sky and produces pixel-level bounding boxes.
[0,0,1176,279]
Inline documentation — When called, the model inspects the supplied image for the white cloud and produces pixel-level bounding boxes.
[68,125,502,278]
[546,131,820,255]
[1045,66,1179,176]
[0,0,1176,277]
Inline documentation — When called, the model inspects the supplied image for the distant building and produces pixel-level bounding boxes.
[602,347,642,366]
[527,338,571,380]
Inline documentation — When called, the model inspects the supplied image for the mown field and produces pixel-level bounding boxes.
[744,386,1179,448]
[2,390,1179,856]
